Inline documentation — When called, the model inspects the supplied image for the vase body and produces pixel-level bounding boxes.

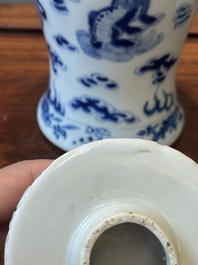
[36,0,198,151]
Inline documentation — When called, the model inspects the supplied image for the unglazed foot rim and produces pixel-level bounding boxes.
[80,212,178,265]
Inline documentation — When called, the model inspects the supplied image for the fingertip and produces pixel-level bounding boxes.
[0,159,53,222]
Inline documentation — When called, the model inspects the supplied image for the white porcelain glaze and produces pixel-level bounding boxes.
[36,0,198,150]
[5,139,198,264]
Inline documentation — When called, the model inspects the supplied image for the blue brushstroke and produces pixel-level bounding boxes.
[35,0,47,21]
[54,35,79,52]
[41,88,79,140]
[47,85,65,116]
[50,0,80,15]
[144,90,174,116]
[77,73,119,90]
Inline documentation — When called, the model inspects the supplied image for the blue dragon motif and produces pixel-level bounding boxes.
[77,0,165,62]
[135,52,183,141]
[135,53,177,116]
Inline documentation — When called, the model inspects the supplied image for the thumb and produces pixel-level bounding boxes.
[0,160,52,223]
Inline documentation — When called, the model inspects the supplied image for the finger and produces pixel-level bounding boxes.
[0,159,52,223]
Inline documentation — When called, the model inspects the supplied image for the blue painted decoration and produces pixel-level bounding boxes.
[50,0,69,14]
[77,73,119,89]
[35,0,47,21]
[41,88,79,139]
[77,0,165,62]
[46,85,65,116]
[50,0,80,15]
[135,53,177,117]
[41,86,113,144]
[72,126,111,146]
[54,35,79,52]
[174,3,191,28]
[48,45,67,74]
[41,96,60,127]
[70,96,140,124]
[144,90,174,116]
[86,126,111,139]
[136,53,177,85]
[137,105,183,141]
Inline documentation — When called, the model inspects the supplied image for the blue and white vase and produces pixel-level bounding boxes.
[36,0,198,151]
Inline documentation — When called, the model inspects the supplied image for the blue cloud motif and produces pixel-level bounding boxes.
[135,53,177,85]
[54,35,79,52]
[77,73,119,89]
[77,0,165,62]
[50,0,80,15]
[174,3,191,29]
[70,96,140,124]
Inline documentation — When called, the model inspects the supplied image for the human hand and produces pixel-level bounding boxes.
[0,160,52,265]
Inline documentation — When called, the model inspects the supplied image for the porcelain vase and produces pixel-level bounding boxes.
[36,0,198,151]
